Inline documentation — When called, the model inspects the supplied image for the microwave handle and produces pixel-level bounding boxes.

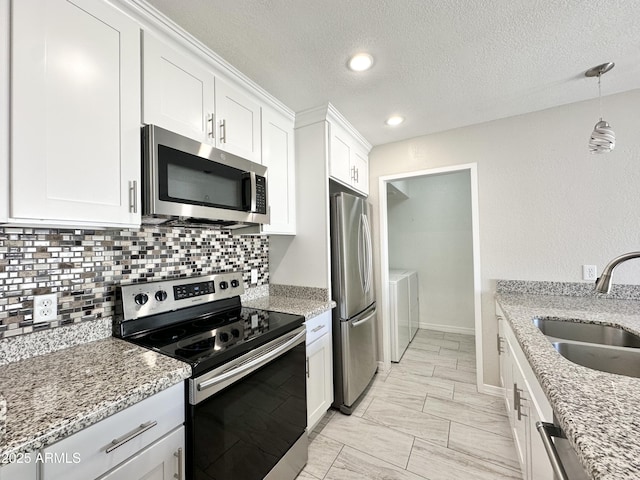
[248,171,257,212]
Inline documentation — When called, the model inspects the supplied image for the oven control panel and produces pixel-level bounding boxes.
[119,272,245,321]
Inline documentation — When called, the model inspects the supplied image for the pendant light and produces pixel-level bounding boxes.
[585,62,615,154]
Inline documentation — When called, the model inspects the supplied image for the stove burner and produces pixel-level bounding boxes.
[192,313,235,329]
[148,328,187,343]
[176,335,217,353]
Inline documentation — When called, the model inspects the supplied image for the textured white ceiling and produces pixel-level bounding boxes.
[145,0,640,146]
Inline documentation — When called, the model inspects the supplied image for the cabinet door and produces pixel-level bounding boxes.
[351,147,369,195]
[214,78,261,163]
[329,123,352,185]
[306,333,333,431]
[142,31,215,144]
[261,107,296,234]
[100,427,185,480]
[0,460,36,480]
[511,361,530,479]
[11,0,140,227]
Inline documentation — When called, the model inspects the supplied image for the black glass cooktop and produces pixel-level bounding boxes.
[125,306,305,376]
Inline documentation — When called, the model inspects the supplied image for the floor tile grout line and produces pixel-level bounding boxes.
[321,443,345,480]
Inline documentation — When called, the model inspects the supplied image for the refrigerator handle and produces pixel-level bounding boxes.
[362,213,373,293]
[357,214,366,292]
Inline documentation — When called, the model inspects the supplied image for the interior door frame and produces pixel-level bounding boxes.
[378,163,484,391]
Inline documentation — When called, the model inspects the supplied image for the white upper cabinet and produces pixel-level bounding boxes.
[142,33,262,164]
[142,31,215,144]
[329,123,352,183]
[351,146,369,194]
[261,107,295,234]
[313,104,370,196]
[214,77,262,163]
[10,0,141,227]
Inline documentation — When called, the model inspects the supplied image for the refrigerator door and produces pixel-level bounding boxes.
[339,304,378,409]
[331,193,375,320]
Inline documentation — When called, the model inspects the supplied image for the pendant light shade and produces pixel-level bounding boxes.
[585,62,615,154]
[589,119,615,153]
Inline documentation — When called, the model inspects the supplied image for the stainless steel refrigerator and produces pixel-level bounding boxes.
[330,192,378,414]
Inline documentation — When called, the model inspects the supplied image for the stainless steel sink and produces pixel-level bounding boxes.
[533,317,640,348]
[552,341,640,378]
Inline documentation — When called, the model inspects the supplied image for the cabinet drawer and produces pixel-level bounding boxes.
[306,311,331,345]
[42,383,184,480]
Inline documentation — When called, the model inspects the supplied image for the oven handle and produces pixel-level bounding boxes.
[197,328,306,392]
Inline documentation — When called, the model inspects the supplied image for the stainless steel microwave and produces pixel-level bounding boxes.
[141,125,269,228]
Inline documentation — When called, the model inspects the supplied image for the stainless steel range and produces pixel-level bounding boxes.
[114,272,308,480]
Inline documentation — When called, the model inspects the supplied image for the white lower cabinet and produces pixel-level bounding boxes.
[306,311,333,431]
[497,303,554,480]
[0,460,36,480]
[41,383,184,480]
[99,427,184,480]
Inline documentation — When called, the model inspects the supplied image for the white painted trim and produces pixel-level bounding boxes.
[295,103,372,151]
[378,163,484,390]
[417,323,475,336]
[479,384,504,398]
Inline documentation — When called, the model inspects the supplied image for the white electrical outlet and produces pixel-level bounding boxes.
[582,265,597,281]
[33,293,58,323]
[251,268,258,284]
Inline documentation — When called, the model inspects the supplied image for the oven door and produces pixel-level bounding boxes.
[187,327,307,480]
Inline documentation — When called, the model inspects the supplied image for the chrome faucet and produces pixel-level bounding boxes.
[595,251,640,293]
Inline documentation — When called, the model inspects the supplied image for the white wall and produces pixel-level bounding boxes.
[369,88,640,387]
[387,172,474,333]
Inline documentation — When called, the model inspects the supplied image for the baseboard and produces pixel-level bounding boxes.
[479,383,504,397]
[418,322,475,336]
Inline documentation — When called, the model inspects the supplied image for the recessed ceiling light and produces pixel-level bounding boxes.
[348,53,374,72]
[385,116,404,126]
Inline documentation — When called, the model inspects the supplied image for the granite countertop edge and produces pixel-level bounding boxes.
[495,292,640,480]
[0,338,191,459]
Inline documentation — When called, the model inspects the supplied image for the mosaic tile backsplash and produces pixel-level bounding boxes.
[0,226,268,339]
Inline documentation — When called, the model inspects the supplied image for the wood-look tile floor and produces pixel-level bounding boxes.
[297,329,522,480]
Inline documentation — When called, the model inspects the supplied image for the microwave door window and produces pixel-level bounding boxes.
[158,146,244,211]
[166,163,242,209]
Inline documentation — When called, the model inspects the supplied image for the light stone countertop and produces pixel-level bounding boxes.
[0,337,191,459]
[496,293,640,480]
[242,285,336,320]
[243,294,336,320]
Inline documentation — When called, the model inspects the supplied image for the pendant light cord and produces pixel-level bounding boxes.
[598,73,603,121]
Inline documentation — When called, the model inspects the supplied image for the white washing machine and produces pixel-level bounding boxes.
[406,270,419,341]
[389,270,411,362]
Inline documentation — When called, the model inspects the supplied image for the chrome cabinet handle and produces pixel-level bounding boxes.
[306,357,310,378]
[497,334,505,354]
[311,324,326,333]
[174,447,183,480]
[513,385,527,421]
[207,113,215,139]
[536,422,569,480]
[355,167,359,183]
[129,180,138,213]
[105,420,157,453]
[219,118,226,143]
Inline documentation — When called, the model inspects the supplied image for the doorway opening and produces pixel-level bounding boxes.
[378,163,484,390]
